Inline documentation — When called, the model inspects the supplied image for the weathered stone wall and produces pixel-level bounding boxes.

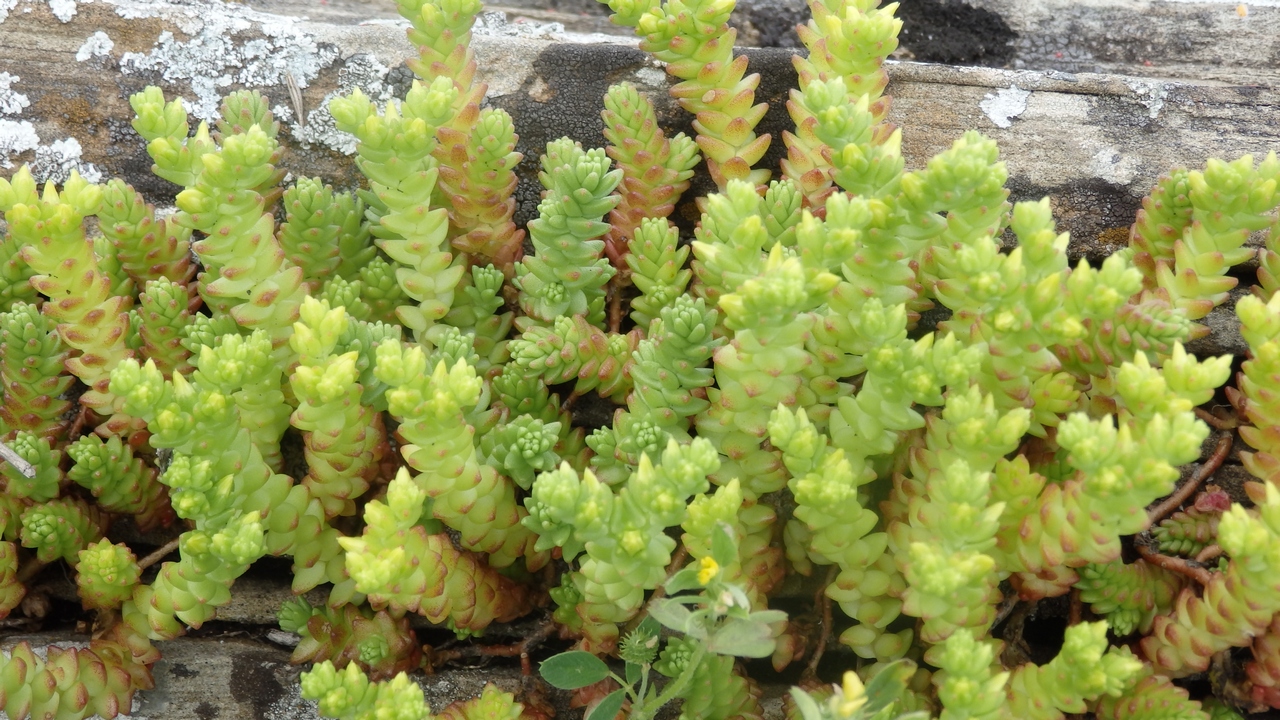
[2,0,1277,251]
[4,0,1276,359]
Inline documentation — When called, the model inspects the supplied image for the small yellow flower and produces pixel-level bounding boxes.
[697,556,719,585]
[830,671,867,718]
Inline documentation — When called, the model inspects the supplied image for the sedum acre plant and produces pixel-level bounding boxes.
[0,0,1278,718]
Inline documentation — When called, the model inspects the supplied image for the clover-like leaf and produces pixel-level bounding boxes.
[863,659,918,717]
[647,598,702,638]
[705,615,778,658]
[539,651,610,690]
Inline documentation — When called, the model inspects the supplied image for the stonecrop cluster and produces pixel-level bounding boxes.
[1,0,1279,718]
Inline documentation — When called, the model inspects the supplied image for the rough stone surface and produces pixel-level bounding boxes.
[0,632,552,720]
[964,0,1280,84]
[1,0,1274,253]
[895,0,1017,66]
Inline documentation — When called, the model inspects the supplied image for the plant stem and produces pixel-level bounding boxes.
[137,537,181,570]
[1195,544,1223,564]
[1135,539,1213,586]
[804,565,837,680]
[1147,432,1232,525]
[429,618,557,675]
[67,405,90,442]
[608,276,624,334]
[636,664,650,712]
[1194,407,1238,431]
[15,559,46,584]
[634,643,706,720]
[992,592,1019,630]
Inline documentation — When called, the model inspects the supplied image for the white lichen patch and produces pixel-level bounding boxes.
[76,30,115,61]
[0,118,39,167]
[30,137,103,183]
[473,10,564,39]
[290,53,393,155]
[49,0,77,22]
[1088,146,1139,186]
[0,72,30,116]
[633,66,666,88]
[980,86,1030,129]
[111,0,204,34]
[0,77,103,179]
[0,0,18,23]
[115,0,340,121]
[1125,79,1168,119]
[1162,0,1280,5]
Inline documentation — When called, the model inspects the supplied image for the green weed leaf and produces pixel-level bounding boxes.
[648,599,702,638]
[540,651,610,689]
[864,659,916,715]
[706,616,777,657]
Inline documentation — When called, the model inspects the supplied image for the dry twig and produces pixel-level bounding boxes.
[137,538,181,571]
[0,439,35,478]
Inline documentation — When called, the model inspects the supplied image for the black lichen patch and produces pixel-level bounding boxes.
[169,663,198,679]
[730,0,808,48]
[1086,93,1167,139]
[229,649,290,720]
[741,48,803,174]
[1006,176,1142,265]
[385,63,417,102]
[487,0,610,14]
[194,700,220,720]
[896,0,1015,67]
[491,42,651,228]
[569,390,618,433]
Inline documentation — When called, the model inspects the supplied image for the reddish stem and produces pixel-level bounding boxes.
[428,619,556,671]
[67,405,90,442]
[1136,541,1213,586]
[1194,407,1238,431]
[607,275,624,335]
[804,565,838,681]
[1148,433,1233,525]
[15,559,46,585]
[1195,544,1223,564]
